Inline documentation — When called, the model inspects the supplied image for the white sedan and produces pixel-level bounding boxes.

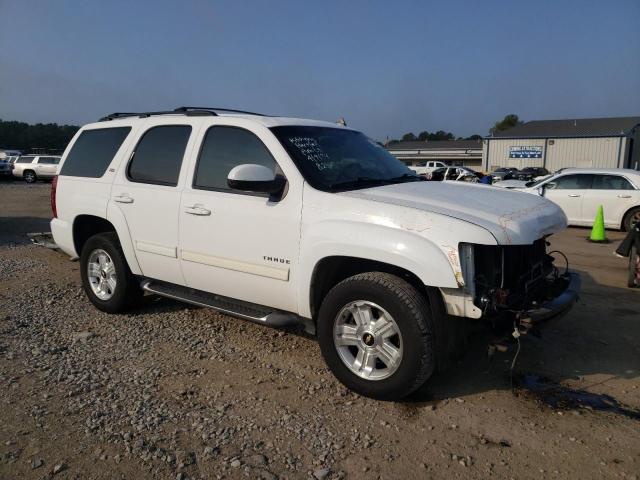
[496,168,640,231]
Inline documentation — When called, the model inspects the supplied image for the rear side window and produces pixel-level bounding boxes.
[127,126,191,186]
[592,175,634,190]
[193,126,276,192]
[38,157,60,165]
[61,127,131,177]
[17,156,35,163]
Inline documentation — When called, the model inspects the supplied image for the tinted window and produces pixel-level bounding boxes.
[38,157,60,164]
[17,156,35,163]
[61,128,131,177]
[271,126,415,191]
[194,126,276,191]
[128,126,191,186]
[551,174,594,189]
[592,175,634,190]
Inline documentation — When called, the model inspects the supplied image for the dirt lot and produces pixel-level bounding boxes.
[1,180,639,480]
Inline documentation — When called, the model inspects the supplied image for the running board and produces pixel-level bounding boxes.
[140,279,312,332]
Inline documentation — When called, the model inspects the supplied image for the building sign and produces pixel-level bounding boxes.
[509,146,543,158]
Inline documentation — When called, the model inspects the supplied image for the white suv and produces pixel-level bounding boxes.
[12,155,61,182]
[409,160,446,177]
[51,107,579,400]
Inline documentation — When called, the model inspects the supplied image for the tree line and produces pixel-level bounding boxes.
[0,114,525,152]
[0,119,79,153]
[387,114,523,146]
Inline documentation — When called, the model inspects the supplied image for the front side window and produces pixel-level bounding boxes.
[17,156,35,164]
[549,174,594,190]
[128,125,191,186]
[270,126,418,191]
[60,127,131,177]
[592,175,634,190]
[194,126,277,191]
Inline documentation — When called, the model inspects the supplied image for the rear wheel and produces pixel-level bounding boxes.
[628,246,640,288]
[623,207,640,232]
[23,170,36,183]
[317,272,436,400]
[80,232,142,313]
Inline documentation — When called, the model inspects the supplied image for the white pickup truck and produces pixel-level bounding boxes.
[409,160,446,177]
[51,107,580,400]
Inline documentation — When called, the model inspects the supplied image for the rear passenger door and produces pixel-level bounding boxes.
[111,122,197,286]
[178,123,302,313]
[582,174,639,228]
[36,156,58,177]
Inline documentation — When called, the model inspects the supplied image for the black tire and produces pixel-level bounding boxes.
[23,170,36,183]
[623,207,640,232]
[317,272,436,400]
[80,232,142,313]
[628,246,639,288]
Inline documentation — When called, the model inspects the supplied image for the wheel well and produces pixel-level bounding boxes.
[23,169,35,175]
[310,256,426,319]
[73,215,117,255]
[621,205,640,230]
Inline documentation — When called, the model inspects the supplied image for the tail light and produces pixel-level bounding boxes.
[51,175,58,218]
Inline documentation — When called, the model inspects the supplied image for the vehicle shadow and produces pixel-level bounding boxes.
[405,269,640,406]
[0,216,52,246]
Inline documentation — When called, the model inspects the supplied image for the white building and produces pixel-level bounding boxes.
[483,116,640,172]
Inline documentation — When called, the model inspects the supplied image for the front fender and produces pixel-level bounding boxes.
[296,220,460,318]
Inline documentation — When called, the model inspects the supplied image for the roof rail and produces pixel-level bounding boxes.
[174,106,266,116]
[99,109,218,122]
[99,106,266,122]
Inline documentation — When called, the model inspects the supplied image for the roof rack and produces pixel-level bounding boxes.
[174,106,266,116]
[99,106,266,122]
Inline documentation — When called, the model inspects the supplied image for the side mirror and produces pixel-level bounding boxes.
[227,164,285,194]
[536,186,544,196]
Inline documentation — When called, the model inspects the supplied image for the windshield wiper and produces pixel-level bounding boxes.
[329,176,391,190]
[386,173,421,183]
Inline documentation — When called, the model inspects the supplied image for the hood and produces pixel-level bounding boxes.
[492,179,530,189]
[340,181,566,245]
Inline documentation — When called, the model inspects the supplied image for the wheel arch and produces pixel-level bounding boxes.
[73,213,141,275]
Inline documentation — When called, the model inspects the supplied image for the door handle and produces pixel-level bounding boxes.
[113,194,134,204]
[184,205,211,216]
[618,194,632,198]
[567,194,581,197]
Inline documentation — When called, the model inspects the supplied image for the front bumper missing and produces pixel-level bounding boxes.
[518,272,581,330]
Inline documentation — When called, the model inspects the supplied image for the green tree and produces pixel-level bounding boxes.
[401,132,417,142]
[490,114,523,135]
[417,131,430,141]
[0,119,79,152]
[465,134,483,140]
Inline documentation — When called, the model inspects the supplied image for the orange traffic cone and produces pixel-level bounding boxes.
[589,205,609,243]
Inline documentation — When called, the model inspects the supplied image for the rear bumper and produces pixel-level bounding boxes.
[519,272,581,329]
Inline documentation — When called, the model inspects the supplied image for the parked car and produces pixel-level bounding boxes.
[409,160,446,177]
[491,167,518,182]
[50,107,578,400]
[12,155,61,183]
[513,167,550,181]
[428,166,482,182]
[498,168,640,231]
[0,158,12,177]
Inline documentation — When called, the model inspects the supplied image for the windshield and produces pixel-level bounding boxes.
[270,126,419,191]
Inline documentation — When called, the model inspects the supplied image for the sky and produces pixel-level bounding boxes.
[1,0,639,141]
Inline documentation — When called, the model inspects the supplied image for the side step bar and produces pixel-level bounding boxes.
[140,279,314,333]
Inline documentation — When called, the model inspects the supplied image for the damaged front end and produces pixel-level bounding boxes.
[459,239,580,333]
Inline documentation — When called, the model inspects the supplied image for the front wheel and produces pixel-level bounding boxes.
[317,272,436,400]
[623,207,640,232]
[80,232,142,313]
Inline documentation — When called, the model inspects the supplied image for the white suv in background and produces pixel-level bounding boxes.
[409,160,446,177]
[499,168,640,231]
[50,107,579,400]
[12,155,61,183]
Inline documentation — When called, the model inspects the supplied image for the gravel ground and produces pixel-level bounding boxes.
[1,181,639,479]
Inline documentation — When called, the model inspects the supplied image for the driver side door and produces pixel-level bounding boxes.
[543,173,594,225]
[179,124,302,313]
